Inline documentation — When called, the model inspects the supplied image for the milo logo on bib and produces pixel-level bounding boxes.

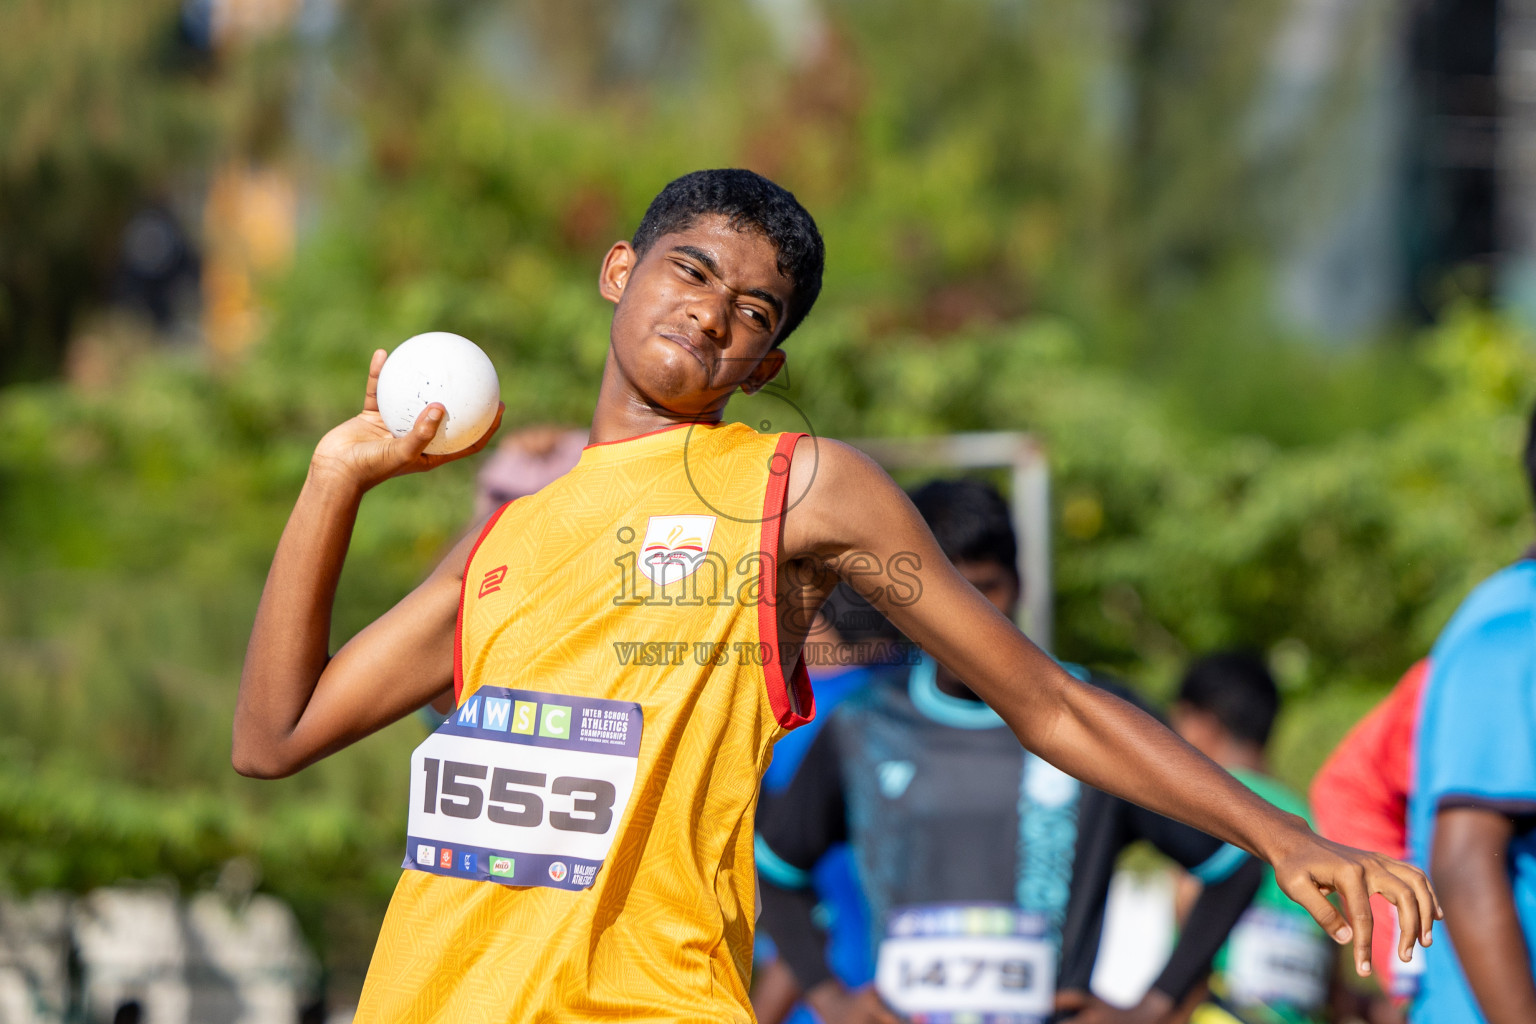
[403,686,643,892]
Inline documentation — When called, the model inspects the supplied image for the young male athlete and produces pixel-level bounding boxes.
[233,169,1438,1023]
[757,479,1264,1024]
[1169,653,1334,1024]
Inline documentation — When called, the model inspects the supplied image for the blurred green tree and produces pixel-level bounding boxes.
[0,0,213,381]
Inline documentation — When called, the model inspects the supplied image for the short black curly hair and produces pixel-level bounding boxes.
[908,478,1020,584]
[1177,650,1279,747]
[631,169,824,345]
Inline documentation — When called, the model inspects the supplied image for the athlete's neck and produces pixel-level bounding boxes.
[586,348,727,445]
[1214,738,1268,775]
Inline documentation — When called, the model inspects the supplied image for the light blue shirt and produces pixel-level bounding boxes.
[1410,561,1536,1024]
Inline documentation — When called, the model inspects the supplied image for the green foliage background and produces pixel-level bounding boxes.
[3,0,1532,989]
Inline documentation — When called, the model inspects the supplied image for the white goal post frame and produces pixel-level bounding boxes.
[847,432,1053,654]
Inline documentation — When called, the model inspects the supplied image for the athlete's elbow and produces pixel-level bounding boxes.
[230,731,300,780]
[231,749,289,779]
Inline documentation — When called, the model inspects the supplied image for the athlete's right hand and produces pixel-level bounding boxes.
[309,349,504,490]
[805,981,903,1024]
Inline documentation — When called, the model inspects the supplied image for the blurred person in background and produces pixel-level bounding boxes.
[1407,405,1536,1024]
[469,424,587,522]
[1309,660,1430,1023]
[1169,652,1335,1024]
[757,479,1265,1024]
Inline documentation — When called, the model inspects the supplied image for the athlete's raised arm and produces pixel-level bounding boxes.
[232,351,503,779]
[778,437,1440,977]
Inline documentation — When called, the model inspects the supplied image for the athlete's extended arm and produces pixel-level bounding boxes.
[780,439,1440,976]
[232,351,503,779]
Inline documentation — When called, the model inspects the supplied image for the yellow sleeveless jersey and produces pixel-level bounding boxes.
[355,422,814,1023]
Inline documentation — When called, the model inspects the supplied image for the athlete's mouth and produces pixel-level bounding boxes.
[660,332,710,371]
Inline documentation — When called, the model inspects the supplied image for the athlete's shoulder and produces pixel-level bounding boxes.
[1460,558,1536,613]
[1432,559,1536,662]
[782,436,909,554]
[787,435,883,487]
[685,419,791,455]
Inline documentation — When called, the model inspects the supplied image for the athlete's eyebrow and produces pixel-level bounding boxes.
[745,288,784,322]
[669,245,784,322]
[671,245,720,278]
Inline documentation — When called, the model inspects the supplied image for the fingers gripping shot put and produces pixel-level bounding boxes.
[233,169,1441,1023]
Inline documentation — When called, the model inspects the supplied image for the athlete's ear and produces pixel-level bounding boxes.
[740,347,786,395]
[599,242,636,304]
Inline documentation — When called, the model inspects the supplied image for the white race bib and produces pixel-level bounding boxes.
[875,904,1054,1023]
[1225,907,1331,1010]
[402,686,643,892]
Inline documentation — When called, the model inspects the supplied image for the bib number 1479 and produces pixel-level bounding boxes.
[894,954,1037,993]
[875,905,1054,1022]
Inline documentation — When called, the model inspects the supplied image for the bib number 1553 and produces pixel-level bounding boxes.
[420,758,615,835]
[402,686,643,891]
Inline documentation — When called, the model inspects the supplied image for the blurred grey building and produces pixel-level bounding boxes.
[1263,0,1536,335]
[158,0,1536,344]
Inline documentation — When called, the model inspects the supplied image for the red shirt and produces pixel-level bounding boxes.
[1309,660,1427,859]
[1308,659,1428,994]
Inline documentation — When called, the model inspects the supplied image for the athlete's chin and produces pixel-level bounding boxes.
[635,349,718,410]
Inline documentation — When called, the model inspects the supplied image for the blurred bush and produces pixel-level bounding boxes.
[5,301,1530,973]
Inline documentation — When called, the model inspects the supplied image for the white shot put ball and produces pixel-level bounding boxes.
[376,332,500,455]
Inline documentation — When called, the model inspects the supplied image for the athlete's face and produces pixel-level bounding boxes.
[935,558,1020,701]
[598,215,794,417]
[955,559,1020,618]
[1170,703,1225,761]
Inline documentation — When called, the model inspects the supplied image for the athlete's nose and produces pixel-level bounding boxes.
[686,293,729,341]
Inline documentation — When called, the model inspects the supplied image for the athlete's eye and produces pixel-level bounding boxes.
[676,262,705,281]
[742,307,769,329]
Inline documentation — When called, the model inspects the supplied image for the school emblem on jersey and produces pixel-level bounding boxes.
[638,515,717,586]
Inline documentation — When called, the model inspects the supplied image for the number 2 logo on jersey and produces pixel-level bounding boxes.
[638,515,717,586]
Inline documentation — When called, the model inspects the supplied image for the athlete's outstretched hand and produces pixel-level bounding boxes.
[310,349,504,490]
[1269,831,1441,977]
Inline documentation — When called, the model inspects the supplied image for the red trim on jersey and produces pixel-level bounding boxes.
[581,422,697,450]
[759,433,815,730]
[454,500,515,706]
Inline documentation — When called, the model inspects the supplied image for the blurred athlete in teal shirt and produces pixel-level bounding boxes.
[1171,652,1334,1024]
